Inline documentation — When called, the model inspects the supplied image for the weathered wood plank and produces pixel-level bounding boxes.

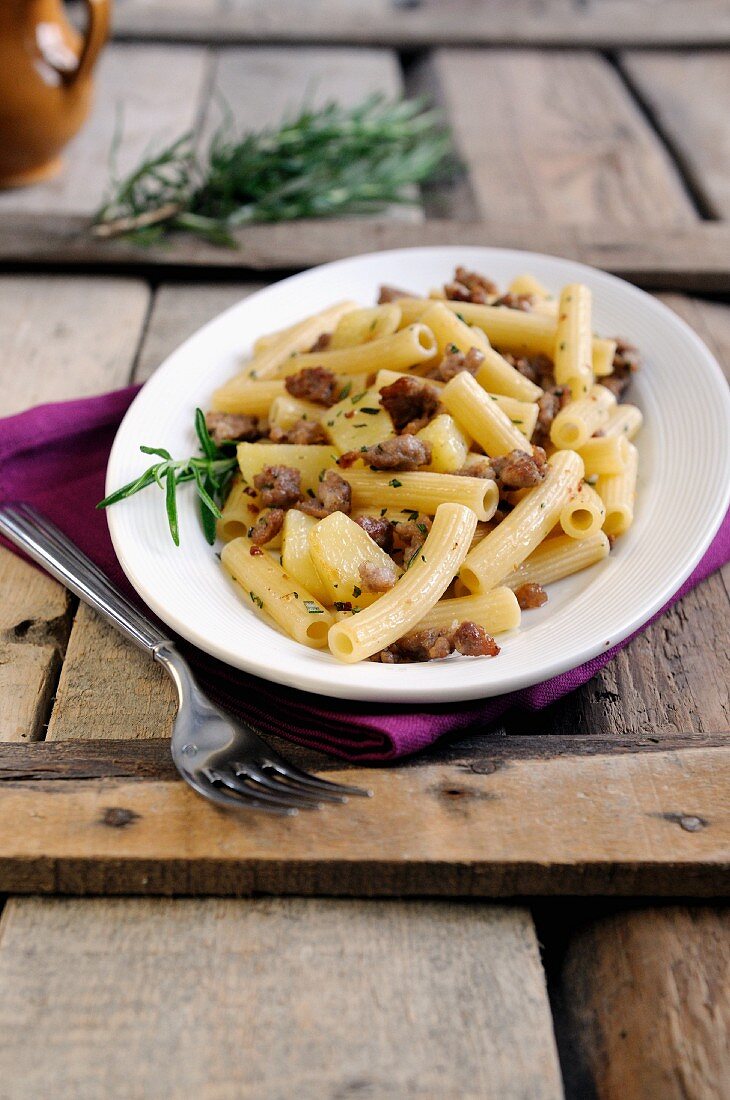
[0,276,150,743]
[0,747,725,896]
[621,51,730,219]
[558,906,730,1099]
[110,0,730,47]
[0,44,211,217]
[529,294,730,741]
[2,218,729,290]
[429,49,696,225]
[0,897,563,1099]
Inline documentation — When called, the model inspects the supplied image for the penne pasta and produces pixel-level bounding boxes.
[278,323,437,377]
[502,532,610,589]
[211,378,286,417]
[243,300,357,380]
[550,384,616,450]
[330,304,402,349]
[339,468,499,522]
[268,394,323,432]
[578,434,631,478]
[597,442,639,537]
[459,449,584,593]
[603,404,643,440]
[414,587,521,635]
[441,370,532,457]
[473,354,543,403]
[281,510,330,605]
[308,511,402,608]
[559,481,606,540]
[217,476,257,543]
[487,393,539,439]
[416,300,490,358]
[553,284,593,399]
[221,538,334,647]
[508,274,553,302]
[328,503,477,662]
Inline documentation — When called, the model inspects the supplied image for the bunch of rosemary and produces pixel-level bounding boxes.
[93,96,454,245]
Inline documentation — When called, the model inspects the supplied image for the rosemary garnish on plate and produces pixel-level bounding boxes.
[98,410,237,546]
[92,96,455,245]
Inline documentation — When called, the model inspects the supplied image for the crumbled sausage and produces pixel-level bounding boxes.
[455,456,496,480]
[253,465,302,509]
[391,513,432,565]
[492,293,534,312]
[269,418,329,445]
[427,345,484,383]
[355,514,394,551]
[308,332,332,353]
[602,338,641,401]
[444,266,498,304]
[378,285,414,304]
[379,376,441,434]
[533,385,571,447]
[339,435,432,472]
[514,582,548,610]
[501,352,556,389]
[297,469,352,518]
[371,620,500,663]
[285,366,340,406]
[490,446,547,489]
[204,412,261,446]
[358,560,397,593]
[249,508,285,546]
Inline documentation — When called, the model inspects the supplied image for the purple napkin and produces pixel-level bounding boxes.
[2,388,728,761]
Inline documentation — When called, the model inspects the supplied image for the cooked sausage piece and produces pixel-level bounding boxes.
[371,621,500,663]
[492,293,534,312]
[285,366,340,406]
[602,338,641,400]
[308,332,332,353]
[427,345,484,383]
[297,469,352,518]
[379,376,441,434]
[500,352,556,389]
[355,514,394,551]
[455,456,496,480]
[249,508,285,546]
[444,266,498,304]
[391,514,432,566]
[533,385,571,447]
[490,447,547,490]
[269,419,329,445]
[377,285,414,303]
[339,435,432,472]
[358,560,397,593]
[514,582,548,610]
[204,412,261,446]
[253,465,302,509]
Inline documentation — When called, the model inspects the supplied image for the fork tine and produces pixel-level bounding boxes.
[210,769,321,812]
[197,775,297,816]
[237,763,346,805]
[266,759,373,798]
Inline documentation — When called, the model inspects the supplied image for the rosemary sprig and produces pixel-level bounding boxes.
[93,95,456,244]
[97,409,238,546]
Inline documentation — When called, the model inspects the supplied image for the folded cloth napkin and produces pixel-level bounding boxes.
[2,388,728,761]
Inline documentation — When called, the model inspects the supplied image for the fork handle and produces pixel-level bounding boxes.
[0,504,172,654]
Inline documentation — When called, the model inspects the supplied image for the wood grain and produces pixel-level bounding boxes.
[428,49,696,226]
[0,276,149,744]
[515,293,730,742]
[3,217,729,290]
[0,44,211,217]
[0,896,563,1099]
[622,51,730,219]
[559,906,730,1099]
[0,747,726,896]
[110,0,730,47]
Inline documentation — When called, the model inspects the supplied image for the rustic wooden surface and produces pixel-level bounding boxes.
[0,13,729,1097]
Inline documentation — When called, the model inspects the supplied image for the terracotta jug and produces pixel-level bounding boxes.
[0,0,111,187]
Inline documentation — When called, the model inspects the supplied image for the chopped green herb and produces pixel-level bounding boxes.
[417,522,428,535]
[359,407,380,415]
[338,382,352,400]
[455,312,466,324]
[249,591,264,609]
[326,419,335,427]
[388,478,402,488]
[307,488,315,498]
[402,509,419,521]
[510,418,523,425]
[447,342,459,353]
[353,585,362,598]
[380,507,387,516]
[350,391,368,405]
[369,318,378,331]
[559,341,567,351]
[304,600,324,614]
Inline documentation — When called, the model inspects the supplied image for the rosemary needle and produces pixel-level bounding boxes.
[93,95,456,244]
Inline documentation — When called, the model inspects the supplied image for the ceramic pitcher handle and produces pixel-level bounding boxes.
[70,0,111,85]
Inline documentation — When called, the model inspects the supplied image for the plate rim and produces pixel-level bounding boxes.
[106,244,730,703]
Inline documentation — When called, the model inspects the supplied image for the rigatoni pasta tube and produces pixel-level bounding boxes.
[604,404,643,440]
[460,449,584,594]
[308,511,401,608]
[441,370,531,457]
[489,394,539,439]
[473,352,542,402]
[330,304,401,349]
[268,394,323,432]
[414,588,520,635]
[578,434,631,477]
[221,538,333,648]
[416,301,490,358]
[281,510,330,605]
[417,414,470,473]
[237,443,336,494]
[559,482,606,540]
[340,468,499,522]
[279,323,437,377]
[432,300,615,374]
[217,477,255,543]
[502,532,610,589]
[550,384,615,450]
[328,503,477,662]
[242,300,357,379]
[211,378,286,416]
[597,442,638,537]
[553,284,593,399]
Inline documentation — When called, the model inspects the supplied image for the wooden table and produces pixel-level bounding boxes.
[0,5,728,1096]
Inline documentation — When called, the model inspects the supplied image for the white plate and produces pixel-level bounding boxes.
[107,247,730,703]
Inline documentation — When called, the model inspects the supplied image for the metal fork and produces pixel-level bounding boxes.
[0,503,371,815]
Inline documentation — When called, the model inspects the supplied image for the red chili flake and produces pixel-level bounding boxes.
[344,410,355,419]
[249,546,264,556]
[333,601,353,612]
[247,504,260,514]
[243,486,257,497]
